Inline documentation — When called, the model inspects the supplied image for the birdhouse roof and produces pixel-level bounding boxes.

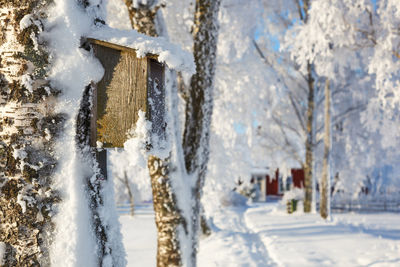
[87,38,159,60]
[88,26,195,74]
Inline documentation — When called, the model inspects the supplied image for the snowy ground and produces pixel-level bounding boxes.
[246,203,400,267]
[119,206,157,267]
[120,202,400,266]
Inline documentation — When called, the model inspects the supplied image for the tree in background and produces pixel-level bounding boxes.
[254,0,390,217]
[286,0,400,216]
[289,0,315,213]
[320,80,332,219]
[255,0,318,212]
[276,0,371,217]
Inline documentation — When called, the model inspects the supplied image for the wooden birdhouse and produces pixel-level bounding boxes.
[87,38,165,148]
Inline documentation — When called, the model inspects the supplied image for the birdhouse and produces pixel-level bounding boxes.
[87,38,165,148]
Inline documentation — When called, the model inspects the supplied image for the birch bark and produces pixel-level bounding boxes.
[123,1,185,266]
[124,0,221,265]
[320,79,331,219]
[0,1,62,265]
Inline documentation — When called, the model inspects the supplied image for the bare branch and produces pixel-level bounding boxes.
[253,39,271,66]
[288,92,306,132]
[273,115,303,164]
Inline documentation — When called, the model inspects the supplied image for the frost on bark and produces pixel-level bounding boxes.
[76,84,114,266]
[148,156,184,267]
[320,79,331,219]
[0,1,63,265]
[123,1,185,266]
[183,0,221,263]
[146,154,185,267]
[124,0,164,37]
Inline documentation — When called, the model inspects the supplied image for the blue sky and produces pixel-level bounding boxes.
[372,0,377,10]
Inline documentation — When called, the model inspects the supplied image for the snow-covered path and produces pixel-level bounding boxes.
[120,202,400,266]
[120,204,275,267]
[245,203,400,267]
[198,206,275,267]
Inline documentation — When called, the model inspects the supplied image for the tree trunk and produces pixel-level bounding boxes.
[320,79,331,219]
[183,0,221,264]
[148,156,184,266]
[303,62,315,213]
[124,2,185,266]
[77,3,125,266]
[123,172,135,216]
[125,1,221,265]
[124,0,163,37]
[0,1,62,265]
[76,84,113,266]
[293,0,315,213]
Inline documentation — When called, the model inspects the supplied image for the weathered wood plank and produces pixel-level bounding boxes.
[91,43,148,147]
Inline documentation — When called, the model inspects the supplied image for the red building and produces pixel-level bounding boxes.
[266,169,280,195]
[252,168,305,199]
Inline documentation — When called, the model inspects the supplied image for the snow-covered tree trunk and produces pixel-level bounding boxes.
[294,0,315,213]
[0,1,62,265]
[124,0,220,265]
[76,83,117,266]
[320,79,331,219]
[124,0,163,37]
[0,1,125,265]
[123,1,185,266]
[148,155,184,266]
[303,63,315,213]
[65,2,125,266]
[183,0,221,264]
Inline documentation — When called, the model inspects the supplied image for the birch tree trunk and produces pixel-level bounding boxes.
[124,0,158,36]
[124,1,185,266]
[124,0,220,266]
[183,1,221,264]
[303,62,315,213]
[295,0,316,213]
[148,156,184,266]
[0,1,62,265]
[320,79,331,219]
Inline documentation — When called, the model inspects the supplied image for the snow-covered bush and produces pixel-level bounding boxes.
[280,188,305,214]
[235,181,260,201]
[220,190,248,207]
[282,187,304,202]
